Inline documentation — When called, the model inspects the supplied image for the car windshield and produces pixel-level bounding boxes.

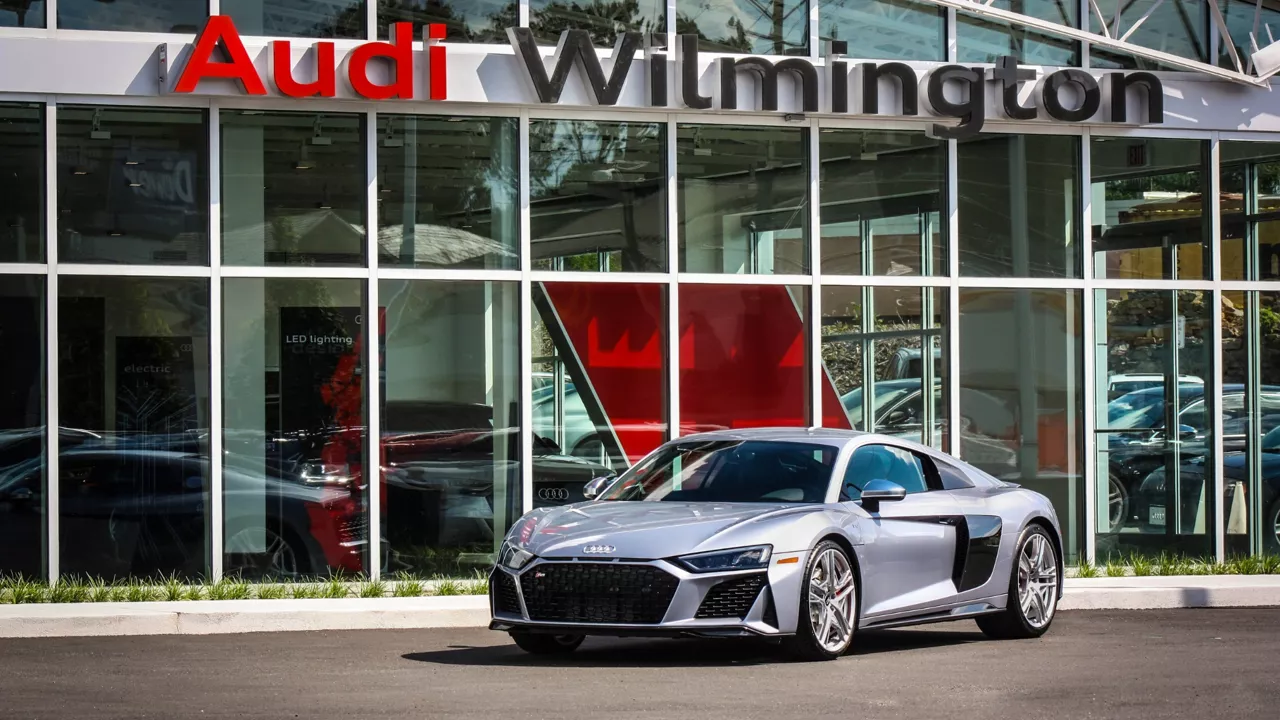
[1106,386,1205,430]
[598,440,837,504]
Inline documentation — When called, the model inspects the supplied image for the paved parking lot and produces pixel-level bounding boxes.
[0,609,1277,719]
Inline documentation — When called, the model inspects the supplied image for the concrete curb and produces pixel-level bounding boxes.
[0,596,490,638]
[1060,575,1280,610]
[2,577,1278,638]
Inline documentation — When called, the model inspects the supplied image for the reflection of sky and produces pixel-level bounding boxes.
[821,0,945,62]
[681,0,810,53]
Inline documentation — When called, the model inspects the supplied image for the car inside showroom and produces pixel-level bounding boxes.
[3,0,1280,586]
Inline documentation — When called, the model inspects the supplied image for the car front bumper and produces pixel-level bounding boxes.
[488,551,809,637]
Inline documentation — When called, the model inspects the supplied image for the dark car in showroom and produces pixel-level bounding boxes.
[1103,384,1280,530]
[1134,424,1280,552]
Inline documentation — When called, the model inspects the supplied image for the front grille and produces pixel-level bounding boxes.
[519,562,679,624]
[491,570,522,616]
[695,574,766,619]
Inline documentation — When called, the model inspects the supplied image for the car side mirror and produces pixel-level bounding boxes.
[1178,424,1196,437]
[860,478,907,511]
[582,475,613,500]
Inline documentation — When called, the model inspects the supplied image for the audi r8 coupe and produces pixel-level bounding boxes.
[488,428,1064,661]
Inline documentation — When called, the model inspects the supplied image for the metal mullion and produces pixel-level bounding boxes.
[817,274,950,287]
[365,0,375,40]
[1091,278,1216,291]
[947,8,958,63]
[676,273,812,285]
[219,266,371,279]
[1081,126,1097,564]
[1210,132,1226,561]
[667,116,680,441]
[1080,0,1091,67]
[55,264,214,277]
[946,137,960,458]
[45,100,58,585]
[808,123,822,427]
[209,104,223,582]
[379,268,523,282]
[365,108,381,581]
[520,0,529,25]
[520,110,533,515]
[956,277,1088,289]
[809,0,820,59]
[528,271,670,284]
[0,264,48,275]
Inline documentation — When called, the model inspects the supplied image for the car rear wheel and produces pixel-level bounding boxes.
[1266,499,1280,554]
[783,541,857,661]
[509,632,584,655]
[977,525,1059,640]
[1108,476,1129,530]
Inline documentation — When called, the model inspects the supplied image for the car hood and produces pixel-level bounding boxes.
[514,501,820,560]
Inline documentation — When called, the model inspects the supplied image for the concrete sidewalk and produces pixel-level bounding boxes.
[1,576,1277,638]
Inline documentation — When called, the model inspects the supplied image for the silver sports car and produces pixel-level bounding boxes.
[489,428,1063,660]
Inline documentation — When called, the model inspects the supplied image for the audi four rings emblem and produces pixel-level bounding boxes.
[537,488,570,501]
[581,545,616,554]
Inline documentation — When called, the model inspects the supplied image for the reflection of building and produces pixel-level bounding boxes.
[8,1,1280,585]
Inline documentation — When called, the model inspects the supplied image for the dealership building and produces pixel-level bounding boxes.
[3,0,1280,584]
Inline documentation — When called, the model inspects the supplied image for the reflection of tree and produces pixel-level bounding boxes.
[821,298,931,395]
[530,120,662,271]
[527,0,662,45]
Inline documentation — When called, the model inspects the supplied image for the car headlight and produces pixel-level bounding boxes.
[498,542,535,571]
[676,545,772,573]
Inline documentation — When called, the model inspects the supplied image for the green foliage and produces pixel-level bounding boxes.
[1104,559,1128,577]
[161,575,187,602]
[357,580,388,599]
[290,584,322,600]
[1075,563,1100,579]
[207,578,250,601]
[48,578,89,604]
[255,584,287,600]
[321,575,350,600]
[1129,554,1155,577]
[392,571,425,598]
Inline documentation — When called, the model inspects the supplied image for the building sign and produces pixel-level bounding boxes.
[165,17,1163,138]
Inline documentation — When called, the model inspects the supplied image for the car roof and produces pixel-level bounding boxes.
[672,427,876,448]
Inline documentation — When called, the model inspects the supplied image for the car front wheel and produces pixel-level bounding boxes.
[783,540,857,661]
[977,524,1060,640]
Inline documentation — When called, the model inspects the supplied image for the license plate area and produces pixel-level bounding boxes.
[1148,506,1166,526]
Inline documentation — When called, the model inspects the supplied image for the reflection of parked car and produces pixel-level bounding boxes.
[381,401,616,566]
[1107,374,1203,401]
[1104,384,1280,530]
[883,347,942,380]
[0,443,362,581]
[1134,424,1280,552]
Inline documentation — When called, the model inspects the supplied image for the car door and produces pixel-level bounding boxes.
[842,443,963,618]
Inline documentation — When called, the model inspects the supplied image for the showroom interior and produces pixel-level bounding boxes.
[2,0,1280,584]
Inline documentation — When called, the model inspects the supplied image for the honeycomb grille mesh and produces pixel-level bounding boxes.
[491,570,522,616]
[695,574,766,619]
[519,563,679,624]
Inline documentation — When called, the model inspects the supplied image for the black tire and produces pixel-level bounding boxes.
[509,632,585,655]
[1108,475,1129,530]
[977,525,1060,640]
[782,540,857,662]
[1265,499,1280,555]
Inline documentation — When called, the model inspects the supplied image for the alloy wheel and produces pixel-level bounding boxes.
[1017,533,1058,629]
[807,547,856,653]
[225,528,300,580]
[1108,477,1127,529]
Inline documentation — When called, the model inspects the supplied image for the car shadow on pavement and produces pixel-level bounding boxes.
[402,628,985,668]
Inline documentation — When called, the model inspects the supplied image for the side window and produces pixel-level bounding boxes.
[841,444,929,499]
[933,459,975,490]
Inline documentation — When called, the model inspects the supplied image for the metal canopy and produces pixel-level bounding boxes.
[923,0,1280,86]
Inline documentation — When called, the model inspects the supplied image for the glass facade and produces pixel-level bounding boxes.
[3,1,1280,583]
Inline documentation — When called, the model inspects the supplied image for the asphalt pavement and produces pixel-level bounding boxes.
[0,609,1276,720]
